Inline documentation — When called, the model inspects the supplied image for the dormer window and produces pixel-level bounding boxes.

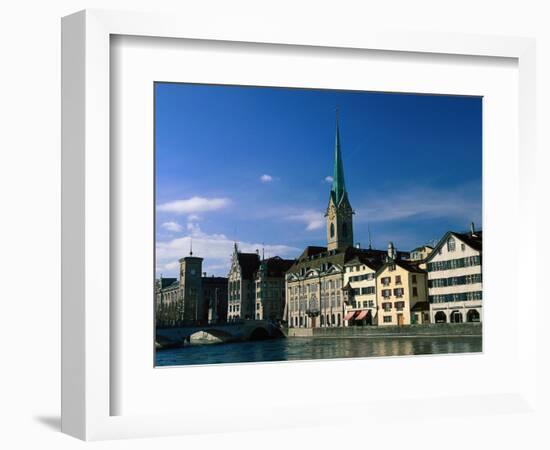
[447,237,456,252]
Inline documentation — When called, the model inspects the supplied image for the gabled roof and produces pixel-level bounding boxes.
[236,252,261,280]
[158,277,177,289]
[411,245,433,253]
[297,246,327,260]
[453,231,483,252]
[344,255,384,272]
[287,245,403,276]
[376,259,426,275]
[257,256,295,278]
[425,229,483,263]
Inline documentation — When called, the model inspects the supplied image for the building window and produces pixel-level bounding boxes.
[395,301,405,311]
[395,275,402,285]
[330,223,335,238]
[393,288,404,298]
[342,222,348,237]
[383,316,392,323]
[412,275,417,284]
[412,287,418,297]
[447,237,456,252]
[461,243,466,251]
[427,256,481,272]
[382,289,391,298]
[381,277,391,286]
[382,302,392,312]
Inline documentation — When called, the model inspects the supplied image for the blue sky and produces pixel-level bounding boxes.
[155,83,482,277]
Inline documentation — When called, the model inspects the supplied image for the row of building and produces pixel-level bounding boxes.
[155,117,482,328]
[155,242,296,327]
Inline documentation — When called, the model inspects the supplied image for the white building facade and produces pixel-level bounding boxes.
[343,257,379,326]
[426,226,483,324]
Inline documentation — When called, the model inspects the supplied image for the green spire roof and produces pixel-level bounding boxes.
[331,113,346,204]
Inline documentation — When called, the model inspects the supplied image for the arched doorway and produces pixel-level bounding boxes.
[467,309,480,322]
[434,311,447,323]
[450,310,463,323]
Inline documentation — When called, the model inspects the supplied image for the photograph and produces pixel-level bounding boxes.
[153,83,483,367]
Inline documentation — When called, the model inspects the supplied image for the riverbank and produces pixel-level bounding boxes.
[286,322,482,338]
[156,333,482,366]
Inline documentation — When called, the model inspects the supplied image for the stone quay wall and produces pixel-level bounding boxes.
[287,323,482,338]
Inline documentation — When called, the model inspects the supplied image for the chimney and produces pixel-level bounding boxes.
[470,222,476,236]
[387,242,396,261]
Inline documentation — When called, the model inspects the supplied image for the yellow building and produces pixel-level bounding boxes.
[408,245,433,262]
[376,243,429,326]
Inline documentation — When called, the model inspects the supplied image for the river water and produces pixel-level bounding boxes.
[155,335,482,367]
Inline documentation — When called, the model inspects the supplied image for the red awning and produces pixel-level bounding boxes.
[344,311,357,321]
[355,310,369,321]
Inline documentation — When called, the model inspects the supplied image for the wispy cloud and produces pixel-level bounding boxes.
[287,210,325,231]
[324,176,333,183]
[156,222,299,277]
[157,196,231,215]
[270,182,480,234]
[355,184,481,224]
[161,221,183,232]
[260,174,274,183]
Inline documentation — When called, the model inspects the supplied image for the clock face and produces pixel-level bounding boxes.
[190,269,196,276]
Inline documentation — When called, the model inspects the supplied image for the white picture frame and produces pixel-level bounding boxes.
[61,9,538,441]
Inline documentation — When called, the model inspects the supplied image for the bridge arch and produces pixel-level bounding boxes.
[249,327,270,341]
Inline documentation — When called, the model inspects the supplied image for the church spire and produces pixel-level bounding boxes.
[331,109,346,205]
[326,110,354,251]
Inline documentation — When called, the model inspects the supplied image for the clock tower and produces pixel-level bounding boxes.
[179,246,204,322]
[325,113,354,251]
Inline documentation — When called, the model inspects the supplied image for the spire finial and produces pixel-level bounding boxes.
[368,223,373,250]
[189,237,193,256]
[331,108,346,204]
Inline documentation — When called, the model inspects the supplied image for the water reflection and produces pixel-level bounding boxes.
[156,336,482,367]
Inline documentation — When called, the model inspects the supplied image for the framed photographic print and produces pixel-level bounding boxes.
[153,82,483,368]
[62,9,538,441]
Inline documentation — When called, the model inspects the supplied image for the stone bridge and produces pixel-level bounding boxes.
[156,320,286,349]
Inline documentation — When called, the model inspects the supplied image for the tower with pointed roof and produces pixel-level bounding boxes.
[325,113,354,251]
